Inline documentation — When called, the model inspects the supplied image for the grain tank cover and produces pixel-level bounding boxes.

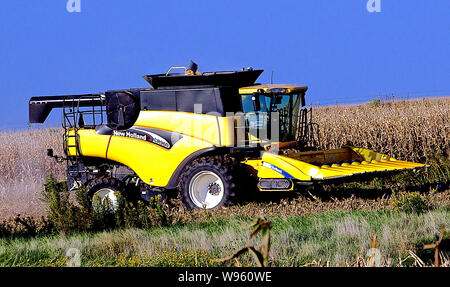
[142,69,263,89]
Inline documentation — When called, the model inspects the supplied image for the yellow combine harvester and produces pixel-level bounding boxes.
[29,62,427,210]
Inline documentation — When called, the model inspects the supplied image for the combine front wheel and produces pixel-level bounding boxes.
[86,177,124,212]
[178,157,235,210]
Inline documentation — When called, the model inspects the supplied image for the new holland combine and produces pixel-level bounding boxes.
[29,62,427,210]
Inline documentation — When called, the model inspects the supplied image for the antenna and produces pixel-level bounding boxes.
[271,71,274,84]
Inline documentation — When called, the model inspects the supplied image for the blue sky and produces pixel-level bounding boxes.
[0,0,449,129]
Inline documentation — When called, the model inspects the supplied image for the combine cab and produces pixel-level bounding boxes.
[29,62,428,210]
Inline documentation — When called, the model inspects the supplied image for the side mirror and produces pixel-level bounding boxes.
[252,95,261,111]
[46,148,65,163]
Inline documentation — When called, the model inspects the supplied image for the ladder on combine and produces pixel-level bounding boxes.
[62,95,106,188]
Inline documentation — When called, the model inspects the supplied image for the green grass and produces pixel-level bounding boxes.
[1,207,448,267]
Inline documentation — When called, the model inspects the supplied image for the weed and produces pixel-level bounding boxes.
[391,191,432,214]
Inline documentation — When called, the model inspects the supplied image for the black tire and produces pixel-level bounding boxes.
[178,156,237,210]
[86,176,124,211]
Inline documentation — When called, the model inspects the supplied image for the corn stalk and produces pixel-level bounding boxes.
[215,217,272,267]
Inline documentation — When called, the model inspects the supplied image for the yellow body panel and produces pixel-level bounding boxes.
[135,111,236,147]
[106,135,211,186]
[69,126,213,186]
[66,129,110,157]
[244,159,285,179]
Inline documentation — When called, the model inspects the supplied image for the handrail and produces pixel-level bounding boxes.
[165,66,187,76]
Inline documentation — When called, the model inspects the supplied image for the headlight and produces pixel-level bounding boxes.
[258,179,292,190]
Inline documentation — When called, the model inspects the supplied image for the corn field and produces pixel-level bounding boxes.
[0,129,65,219]
[313,97,449,162]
